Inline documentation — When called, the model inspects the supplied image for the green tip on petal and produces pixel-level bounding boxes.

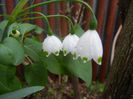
[98,57,102,65]
[73,53,78,60]
[54,51,59,56]
[63,50,67,56]
[43,51,49,57]
[82,57,88,63]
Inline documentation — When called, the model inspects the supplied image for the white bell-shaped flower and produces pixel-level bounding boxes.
[62,34,79,56]
[75,30,103,65]
[42,35,62,56]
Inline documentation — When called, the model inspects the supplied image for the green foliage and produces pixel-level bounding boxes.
[89,82,105,93]
[73,24,84,37]
[24,38,42,53]
[0,20,8,41]
[42,53,92,86]
[7,22,44,37]
[10,0,28,22]
[0,44,14,65]
[23,38,92,86]
[0,86,44,99]
[25,63,48,86]
[3,37,25,65]
[0,37,24,65]
[24,38,42,62]
[0,64,21,94]
[0,0,96,96]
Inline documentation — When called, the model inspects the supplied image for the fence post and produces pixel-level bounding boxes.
[100,0,119,82]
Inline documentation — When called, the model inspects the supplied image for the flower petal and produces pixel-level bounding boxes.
[42,35,62,56]
[90,30,103,65]
[63,34,79,55]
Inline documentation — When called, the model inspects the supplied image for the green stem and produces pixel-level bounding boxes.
[21,0,97,28]
[23,0,93,14]
[20,14,74,34]
[10,0,28,23]
[0,4,5,6]
[28,12,53,35]
[47,15,74,33]
[0,14,9,17]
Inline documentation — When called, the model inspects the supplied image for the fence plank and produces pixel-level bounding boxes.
[96,0,106,37]
[92,0,107,81]
[6,0,14,14]
[71,2,81,23]
[47,3,55,32]
[100,0,119,82]
[59,2,68,37]
[33,0,44,28]
[0,0,3,20]
[33,0,44,41]
[82,0,93,31]
[95,0,108,81]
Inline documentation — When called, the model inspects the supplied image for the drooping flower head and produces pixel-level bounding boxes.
[11,30,21,37]
[42,35,62,56]
[62,34,79,56]
[75,30,103,65]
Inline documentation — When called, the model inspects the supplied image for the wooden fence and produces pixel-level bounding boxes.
[0,0,120,82]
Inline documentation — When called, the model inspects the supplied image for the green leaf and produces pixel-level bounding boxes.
[7,23,43,37]
[0,20,8,41]
[0,64,22,94]
[24,45,40,62]
[0,44,14,65]
[24,38,42,53]
[73,24,84,37]
[43,53,92,86]
[43,54,67,75]
[65,55,92,86]
[24,38,42,62]
[19,23,43,35]
[0,86,44,99]
[10,0,28,22]
[19,23,36,34]
[34,25,44,34]
[24,64,48,86]
[3,37,24,65]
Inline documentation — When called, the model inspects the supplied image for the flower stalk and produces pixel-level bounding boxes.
[28,12,53,35]
[20,14,75,34]
[21,0,97,29]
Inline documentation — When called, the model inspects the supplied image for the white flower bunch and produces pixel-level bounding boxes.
[42,30,103,65]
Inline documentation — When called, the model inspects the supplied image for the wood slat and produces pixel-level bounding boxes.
[47,3,55,32]
[33,0,44,28]
[33,0,44,41]
[59,2,68,37]
[0,0,3,20]
[96,0,106,37]
[100,0,119,82]
[71,2,81,23]
[6,0,14,14]
[82,0,93,31]
[93,0,106,81]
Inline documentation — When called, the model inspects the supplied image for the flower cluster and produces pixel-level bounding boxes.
[42,30,103,65]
